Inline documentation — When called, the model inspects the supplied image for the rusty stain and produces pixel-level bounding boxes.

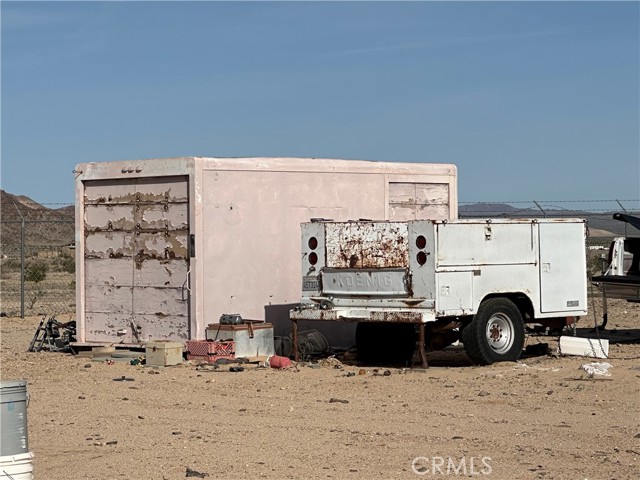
[327,223,409,269]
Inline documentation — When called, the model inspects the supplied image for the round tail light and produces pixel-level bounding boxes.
[309,252,318,265]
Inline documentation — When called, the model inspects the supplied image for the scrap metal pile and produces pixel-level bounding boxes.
[28,315,77,353]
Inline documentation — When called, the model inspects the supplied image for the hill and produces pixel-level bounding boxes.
[1,190,74,254]
[459,202,635,237]
[1,191,636,255]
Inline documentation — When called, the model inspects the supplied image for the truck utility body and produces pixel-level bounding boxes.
[291,218,588,364]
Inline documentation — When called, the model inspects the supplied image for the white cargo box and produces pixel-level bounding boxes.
[73,157,457,345]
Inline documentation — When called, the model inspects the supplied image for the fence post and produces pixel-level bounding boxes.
[615,200,628,237]
[533,200,547,218]
[20,219,25,318]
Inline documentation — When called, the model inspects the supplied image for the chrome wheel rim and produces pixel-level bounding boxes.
[486,313,514,354]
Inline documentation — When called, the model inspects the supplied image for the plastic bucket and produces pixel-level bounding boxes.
[0,452,34,480]
[0,380,29,457]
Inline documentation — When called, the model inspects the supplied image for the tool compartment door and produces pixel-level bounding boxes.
[539,222,587,313]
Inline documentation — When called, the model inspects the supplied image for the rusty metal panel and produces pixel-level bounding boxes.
[83,175,190,343]
[137,203,188,231]
[135,232,188,263]
[325,222,409,268]
[84,179,137,204]
[135,176,188,202]
[85,204,135,231]
[85,231,135,259]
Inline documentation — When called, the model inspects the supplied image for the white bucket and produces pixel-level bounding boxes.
[0,380,29,457]
[0,452,34,480]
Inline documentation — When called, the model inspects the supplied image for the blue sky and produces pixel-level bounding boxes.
[1,1,639,208]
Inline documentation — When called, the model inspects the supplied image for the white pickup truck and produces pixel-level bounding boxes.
[591,213,640,328]
[290,218,588,365]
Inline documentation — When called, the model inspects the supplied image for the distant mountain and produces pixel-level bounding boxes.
[1,190,74,253]
[459,202,637,238]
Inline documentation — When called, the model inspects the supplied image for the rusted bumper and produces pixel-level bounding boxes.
[290,307,435,323]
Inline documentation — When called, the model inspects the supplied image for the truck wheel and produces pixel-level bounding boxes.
[356,322,416,365]
[461,298,525,365]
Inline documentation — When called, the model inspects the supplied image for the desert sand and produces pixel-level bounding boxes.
[1,298,639,480]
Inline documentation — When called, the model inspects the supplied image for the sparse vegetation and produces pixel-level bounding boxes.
[25,259,48,282]
[54,254,75,274]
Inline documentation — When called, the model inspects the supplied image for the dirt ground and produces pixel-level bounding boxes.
[1,298,640,480]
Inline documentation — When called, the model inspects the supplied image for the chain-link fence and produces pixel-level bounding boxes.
[1,201,75,317]
[1,198,639,317]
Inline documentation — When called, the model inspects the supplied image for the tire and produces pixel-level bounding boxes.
[355,322,417,365]
[461,298,525,365]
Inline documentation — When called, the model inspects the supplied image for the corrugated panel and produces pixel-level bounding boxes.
[325,222,409,268]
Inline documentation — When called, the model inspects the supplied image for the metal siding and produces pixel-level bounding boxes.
[325,222,409,268]
[201,170,387,322]
[83,177,189,343]
[436,222,537,267]
[436,271,473,313]
[539,222,587,313]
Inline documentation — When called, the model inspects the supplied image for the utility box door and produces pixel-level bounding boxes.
[539,222,586,313]
[83,176,190,342]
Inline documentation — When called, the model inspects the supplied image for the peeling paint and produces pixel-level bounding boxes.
[325,222,409,268]
[83,176,190,343]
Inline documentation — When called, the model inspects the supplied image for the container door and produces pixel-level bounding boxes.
[83,176,190,342]
[539,222,587,313]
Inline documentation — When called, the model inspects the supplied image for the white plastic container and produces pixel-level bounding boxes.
[0,452,34,480]
[0,380,29,456]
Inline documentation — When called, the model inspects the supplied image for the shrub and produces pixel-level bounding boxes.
[25,259,48,283]
[55,254,75,274]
